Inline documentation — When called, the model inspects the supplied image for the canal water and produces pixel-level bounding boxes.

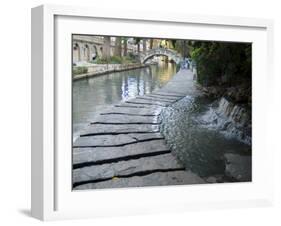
[73,62,251,182]
[73,62,176,138]
[160,96,251,182]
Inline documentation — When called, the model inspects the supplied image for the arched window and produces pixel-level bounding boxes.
[91,45,98,60]
[73,43,80,62]
[73,43,79,50]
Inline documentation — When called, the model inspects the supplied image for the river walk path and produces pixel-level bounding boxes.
[73,69,205,190]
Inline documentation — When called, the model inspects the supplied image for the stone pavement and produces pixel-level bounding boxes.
[73,69,205,190]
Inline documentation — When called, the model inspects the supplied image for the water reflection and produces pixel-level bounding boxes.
[73,62,176,137]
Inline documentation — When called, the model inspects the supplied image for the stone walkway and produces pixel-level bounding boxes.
[73,69,205,190]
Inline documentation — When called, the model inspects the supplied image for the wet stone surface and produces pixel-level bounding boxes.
[73,139,170,165]
[75,170,205,190]
[73,68,251,190]
[224,153,252,181]
[73,69,207,190]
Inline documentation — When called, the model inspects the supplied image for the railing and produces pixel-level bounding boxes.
[139,48,182,64]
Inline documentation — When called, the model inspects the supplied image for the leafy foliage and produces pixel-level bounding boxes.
[93,54,138,64]
[189,41,252,87]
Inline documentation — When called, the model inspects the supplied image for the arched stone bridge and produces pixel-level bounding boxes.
[140,48,182,64]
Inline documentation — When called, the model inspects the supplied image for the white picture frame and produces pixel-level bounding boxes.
[31,4,274,221]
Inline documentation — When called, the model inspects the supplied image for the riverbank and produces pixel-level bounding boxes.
[73,63,151,81]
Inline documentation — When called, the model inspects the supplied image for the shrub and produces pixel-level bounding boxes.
[189,41,252,87]
[122,55,138,64]
[93,55,139,64]
[110,56,123,64]
[73,66,88,75]
[94,57,108,64]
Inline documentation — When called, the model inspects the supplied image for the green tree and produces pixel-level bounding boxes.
[189,41,252,87]
[149,39,153,49]
[114,37,122,57]
[174,40,190,57]
[134,38,141,53]
[142,39,147,53]
[103,36,111,60]
[122,37,128,56]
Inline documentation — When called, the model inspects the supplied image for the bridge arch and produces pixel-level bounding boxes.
[140,48,182,64]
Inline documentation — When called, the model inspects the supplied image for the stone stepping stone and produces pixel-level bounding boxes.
[100,105,162,116]
[160,87,189,94]
[152,91,186,98]
[80,124,160,136]
[125,99,168,107]
[114,103,159,108]
[73,132,164,147]
[74,170,205,190]
[90,114,159,125]
[73,153,184,186]
[145,94,181,101]
[72,69,202,190]
[136,96,175,103]
[73,139,170,166]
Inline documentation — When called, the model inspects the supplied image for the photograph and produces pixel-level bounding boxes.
[72,34,252,190]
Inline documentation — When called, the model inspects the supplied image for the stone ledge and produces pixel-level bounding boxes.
[73,63,149,80]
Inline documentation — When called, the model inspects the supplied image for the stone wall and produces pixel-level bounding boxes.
[72,35,137,64]
[73,63,149,80]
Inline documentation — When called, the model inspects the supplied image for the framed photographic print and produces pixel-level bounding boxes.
[31,4,274,221]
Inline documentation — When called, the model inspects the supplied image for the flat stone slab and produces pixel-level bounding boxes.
[156,70,201,96]
[90,114,159,124]
[74,170,205,190]
[100,106,162,116]
[73,132,164,147]
[80,124,160,136]
[125,99,168,107]
[152,91,186,97]
[135,96,176,103]
[145,94,181,101]
[73,153,184,185]
[114,103,163,109]
[73,139,169,165]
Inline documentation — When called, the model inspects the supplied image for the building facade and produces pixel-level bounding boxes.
[72,35,138,64]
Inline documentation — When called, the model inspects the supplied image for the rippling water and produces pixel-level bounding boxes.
[73,62,176,137]
[160,96,251,180]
